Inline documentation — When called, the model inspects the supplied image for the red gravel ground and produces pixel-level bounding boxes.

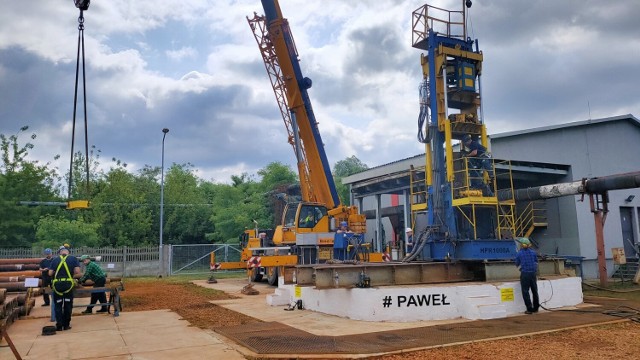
[121,277,640,359]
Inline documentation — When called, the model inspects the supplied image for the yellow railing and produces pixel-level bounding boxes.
[516,201,547,237]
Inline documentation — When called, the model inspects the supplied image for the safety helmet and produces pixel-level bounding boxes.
[517,237,531,247]
[340,221,348,227]
[405,227,413,233]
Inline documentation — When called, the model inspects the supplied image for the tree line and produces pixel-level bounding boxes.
[0,127,368,249]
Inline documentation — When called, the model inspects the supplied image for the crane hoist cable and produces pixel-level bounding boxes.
[67,0,91,209]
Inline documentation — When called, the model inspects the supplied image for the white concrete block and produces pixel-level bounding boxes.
[266,286,291,306]
[279,276,583,322]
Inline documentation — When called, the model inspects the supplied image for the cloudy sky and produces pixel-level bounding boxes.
[1,0,639,184]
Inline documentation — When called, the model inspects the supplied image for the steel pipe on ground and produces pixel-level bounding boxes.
[0,258,43,265]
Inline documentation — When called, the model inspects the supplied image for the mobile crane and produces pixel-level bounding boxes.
[211,0,383,284]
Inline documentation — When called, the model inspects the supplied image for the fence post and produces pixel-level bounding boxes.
[123,246,127,278]
[167,245,172,276]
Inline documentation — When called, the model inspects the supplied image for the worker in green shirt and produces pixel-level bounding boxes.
[79,255,109,314]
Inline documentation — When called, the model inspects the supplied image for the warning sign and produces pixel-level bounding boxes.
[247,256,262,268]
[500,288,514,302]
[612,247,626,265]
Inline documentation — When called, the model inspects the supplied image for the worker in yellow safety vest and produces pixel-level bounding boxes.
[48,245,81,331]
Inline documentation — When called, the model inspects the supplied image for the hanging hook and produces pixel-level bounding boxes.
[74,0,90,11]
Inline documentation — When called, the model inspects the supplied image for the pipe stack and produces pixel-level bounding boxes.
[0,257,44,332]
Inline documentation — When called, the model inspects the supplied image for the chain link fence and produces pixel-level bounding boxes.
[169,244,241,275]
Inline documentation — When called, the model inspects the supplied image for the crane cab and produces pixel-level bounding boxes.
[273,202,329,244]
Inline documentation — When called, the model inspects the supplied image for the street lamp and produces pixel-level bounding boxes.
[160,128,169,276]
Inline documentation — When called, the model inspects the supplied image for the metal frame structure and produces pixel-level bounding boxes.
[410,1,518,261]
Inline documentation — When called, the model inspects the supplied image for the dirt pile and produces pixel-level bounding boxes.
[121,278,262,328]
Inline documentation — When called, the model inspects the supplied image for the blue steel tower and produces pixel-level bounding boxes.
[410,2,518,261]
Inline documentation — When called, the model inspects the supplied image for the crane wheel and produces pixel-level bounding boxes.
[250,268,263,282]
[266,267,279,286]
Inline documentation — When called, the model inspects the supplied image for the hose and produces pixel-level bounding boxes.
[402,228,432,262]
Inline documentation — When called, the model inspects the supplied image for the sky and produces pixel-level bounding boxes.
[1,0,639,184]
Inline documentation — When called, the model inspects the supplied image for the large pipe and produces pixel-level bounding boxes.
[498,171,640,202]
[0,258,43,265]
[0,271,41,278]
[0,264,39,271]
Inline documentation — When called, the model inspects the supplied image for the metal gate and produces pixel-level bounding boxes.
[170,244,241,275]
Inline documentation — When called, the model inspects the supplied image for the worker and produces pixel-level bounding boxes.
[39,248,54,306]
[405,228,414,255]
[462,134,494,195]
[48,245,81,331]
[300,208,315,228]
[336,221,352,234]
[79,255,109,314]
[514,237,540,314]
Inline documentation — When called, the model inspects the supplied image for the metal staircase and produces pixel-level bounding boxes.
[516,200,547,238]
[611,258,639,281]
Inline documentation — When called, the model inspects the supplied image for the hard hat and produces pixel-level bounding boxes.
[44,248,52,255]
[340,221,348,227]
[80,255,90,261]
[63,243,71,249]
[517,237,531,247]
[405,227,413,233]
[58,245,69,253]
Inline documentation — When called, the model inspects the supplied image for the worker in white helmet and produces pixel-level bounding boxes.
[405,227,414,255]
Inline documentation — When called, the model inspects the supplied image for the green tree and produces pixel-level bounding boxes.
[163,164,213,245]
[257,161,298,191]
[257,161,298,227]
[207,173,267,243]
[34,215,100,249]
[90,167,155,246]
[333,155,368,205]
[0,127,63,247]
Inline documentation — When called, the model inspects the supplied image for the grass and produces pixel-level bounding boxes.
[122,270,246,284]
[582,281,640,303]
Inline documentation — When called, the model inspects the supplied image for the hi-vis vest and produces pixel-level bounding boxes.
[52,255,75,295]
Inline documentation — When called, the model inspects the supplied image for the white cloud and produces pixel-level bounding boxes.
[166,47,198,61]
[1,0,639,185]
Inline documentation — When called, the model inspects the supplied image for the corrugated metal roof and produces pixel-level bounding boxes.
[342,115,637,185]
[491,114,640,139]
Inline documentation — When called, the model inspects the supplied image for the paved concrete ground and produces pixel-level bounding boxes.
[0,296,245,360]
[200,279,470,336]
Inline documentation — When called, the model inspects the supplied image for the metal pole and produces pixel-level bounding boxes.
[160,128,169,276]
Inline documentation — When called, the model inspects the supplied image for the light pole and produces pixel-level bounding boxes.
[160,128,169,276]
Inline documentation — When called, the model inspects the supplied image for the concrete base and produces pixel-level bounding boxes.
[273,276,583,321]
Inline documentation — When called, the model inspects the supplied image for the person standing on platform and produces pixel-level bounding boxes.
[79,255,109,314]
[405,228,414,255]
[49,245,81,331]
[514,237,540,314]
[39,248,54,306]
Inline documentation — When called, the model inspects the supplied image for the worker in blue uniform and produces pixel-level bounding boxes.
[39,248,54,306]
[514,237,540,314]
[462,134,494,196]
[49,246,81,330]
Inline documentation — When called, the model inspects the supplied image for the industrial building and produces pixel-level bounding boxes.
[344,114,640,279]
